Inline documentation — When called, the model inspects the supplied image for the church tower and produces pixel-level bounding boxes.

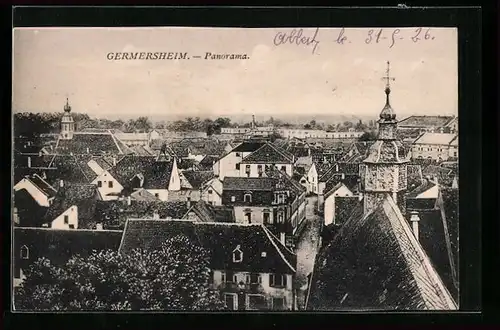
[360,62,409,215]
[60,98,75,140]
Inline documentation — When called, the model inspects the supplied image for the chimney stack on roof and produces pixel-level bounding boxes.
[27,156,31,168]
[86,147,90,153]
[127,196,131,206]
[59,179,64,188]
[410,211,420,241]
[153,211,160,220]
[112,157,117,166]
[280,232,286,246]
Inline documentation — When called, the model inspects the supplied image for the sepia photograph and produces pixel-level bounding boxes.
[12,26,459,312]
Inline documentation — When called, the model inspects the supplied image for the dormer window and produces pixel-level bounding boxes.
[20,245,29,259]
[232,245,243,263]
[244,193,252,203]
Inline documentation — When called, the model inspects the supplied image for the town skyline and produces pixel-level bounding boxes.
[13,27,457,118]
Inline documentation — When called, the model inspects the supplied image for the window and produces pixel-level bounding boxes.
[272,297,286,310]
[277,212,284,223]
[270,274,287,288]
[97,181,102,187]
[108,181,113,188]
[69,224,75,229]
[245,165,251,173]
[233,245,243,263]
[247,294,268,310]
[244,194,252,203]
[64,215,69,224]
[277,194,285,204]
[20,245,29,259]
[263,212,270,224]
[245,212,252,223]
[231,196,236,202]
[454,152,457,157]
[281,166,286,172]
[208,201,213,205]
[155,193,159,198]
[208,189,213,194]
[246,273,262,284]
[221,271,226,283]
[235,164,240,170]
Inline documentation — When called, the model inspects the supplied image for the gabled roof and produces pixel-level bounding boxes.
[308,194,457,310]
[242,142,294,164]
[55,132,132,155]
[45,182,100,228]
[182,170,215,190]
[413,133,458,145]
[406,198,437,210]
[129,145,155,156]
[407,179,437,198]
[264,166,306,195]
[324,182,351,200]
[24,174,57,198]
[199,155,219,168]
[14,227,123,269]
[14,188,49,227]
[108,155,175,190]
[333,196,363,226]
[231,141,267,153]
[398,116,455,128]
[43,155,97,186]
[223,177,277,191]
[119,220,296,274]
[130,188,158,202]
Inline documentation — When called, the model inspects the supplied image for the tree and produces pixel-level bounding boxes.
[359,131,377,141]
[15,235,227,311]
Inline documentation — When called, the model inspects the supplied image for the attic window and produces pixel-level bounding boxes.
[20,245,29,259]
[232,245,243,263]
[244,193,252,203]
[261,252,267,257]
[231,196,236,202]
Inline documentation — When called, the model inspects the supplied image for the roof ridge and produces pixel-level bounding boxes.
[384,195,457,310]
[262,224,297,256]
[267,142,294,162]
[261,225,296,273]
[32,173,58,193]
[110,133,124,154]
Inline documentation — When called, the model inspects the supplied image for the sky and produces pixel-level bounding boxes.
[12,27,458,120]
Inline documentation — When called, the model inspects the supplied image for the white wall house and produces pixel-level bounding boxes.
[239,163,293,178]
[306,164,319,194]
[201,178,224,206]
[216,150,256,180]
[51,205,79,230]
[91,170,124,201]
[323,183,354,226]
[13,175,57,207]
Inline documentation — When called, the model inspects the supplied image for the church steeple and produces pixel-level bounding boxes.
[360,62,409,215]
[60,97,75,140]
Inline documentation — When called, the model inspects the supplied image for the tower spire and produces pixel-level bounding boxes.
[379,61,396,121]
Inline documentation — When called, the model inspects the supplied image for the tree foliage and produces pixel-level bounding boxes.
[359,131,378,141]
[15,235,227,311]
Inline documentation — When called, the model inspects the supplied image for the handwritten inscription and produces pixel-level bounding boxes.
[273,28,320,54]
[272,28,436,53]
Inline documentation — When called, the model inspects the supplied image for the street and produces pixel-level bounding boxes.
[295,195,322,310]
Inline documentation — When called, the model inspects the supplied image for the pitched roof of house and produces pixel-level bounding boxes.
[308,194,457,311]
[108,155,175,190]
[231,141,267,153]
[407,164,424,190]
[439,187,459,291]
[223,177,277,191]
[184,139,227,156]
[264,166,306,195]
[44,182,100,228]
[43,155,97,186]
[199,155,219,168]
[114,132,149,141]
[398,116,455,128]
[129,145,155,156]
[24,174,58,198]
[324,174,360,193]
[333,196,363,226]
[14,227,123,269]
[130,188,158,202]
[95,200,190,229]
[119,220,296,274]
[242,142,294,164]
[406,198,437,210]
[55,132,133,155]
[407,179,437,198]
[324,182,351,200]
[182,170,215,190]
[413,133,457,145]
[14,188,49,227]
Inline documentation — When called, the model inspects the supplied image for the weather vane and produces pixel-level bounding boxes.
[381,61,395,88]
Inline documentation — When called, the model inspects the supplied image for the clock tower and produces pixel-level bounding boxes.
[60,97,75,140]
[360,62,409,215]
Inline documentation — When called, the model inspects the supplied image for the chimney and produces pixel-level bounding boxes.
[27,156,31,168]
[280,232,286,246]
[112,157,117,166]
[410,211,420,241]
[95,223,103,231]
[358,192,363,201]
[186,197,191,209]
[59,179,64,188]
[341,173,345,180]
[127,196,131,206]
[153,211,160,220]
[86,147,90,153]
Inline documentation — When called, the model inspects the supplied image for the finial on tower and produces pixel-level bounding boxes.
[64,97,71,112]
[381,61,395,92]
[379,61,396,120]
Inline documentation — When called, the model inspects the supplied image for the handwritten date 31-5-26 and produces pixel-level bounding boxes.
[273,28,436,54]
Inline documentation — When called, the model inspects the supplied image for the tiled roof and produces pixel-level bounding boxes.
[333,196,362,226]
[439,187,458,293]
[308,194,457,311]
[399,116,455,128]
[324,182,346,200]
[199,155,219,169]
[182,170,215,189]
[26,174,57,198]
[264,166,306,195]
[407,165,424,190]
[242,142,294,164]
[108,155,174,190]
[223,177,277,191]
[129,145,155,156]
[184,139,227,156]
[14,153,55,169]
[130,188,158,202]
[413,133,457,145]
[43,155,96,186]
[119,220,296,274]
[95,200,190,229]
[406,198,437,210]
[14,227,123,270]
[55,132,129,155]
[176,158,199,170]
[45,182,99,228]
[114,132,149,141]
[231,141,267,153]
